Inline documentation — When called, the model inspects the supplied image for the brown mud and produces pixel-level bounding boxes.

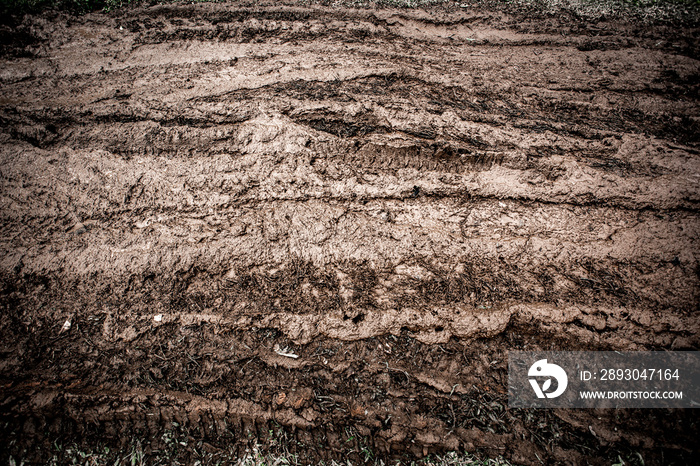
[1,1,699,464]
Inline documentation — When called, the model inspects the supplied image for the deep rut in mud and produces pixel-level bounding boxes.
[1,1,699,464]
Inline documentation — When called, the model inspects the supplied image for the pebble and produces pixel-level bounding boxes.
[68,222,86,234]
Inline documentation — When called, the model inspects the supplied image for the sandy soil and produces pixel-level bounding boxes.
[1,1,699,463]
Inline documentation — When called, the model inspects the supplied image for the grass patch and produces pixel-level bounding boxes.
[5,431,515,466]
[0,0,134,15]
[2,419,516,466]
[1,0,698,16]
[345,0,449,8]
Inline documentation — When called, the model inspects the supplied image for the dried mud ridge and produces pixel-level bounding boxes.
[1,1,699,464]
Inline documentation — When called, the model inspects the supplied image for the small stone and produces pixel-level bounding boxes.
[68,222,86,234]
[153,314,163,323]
[230,223,247,237]
[379,210,393,222]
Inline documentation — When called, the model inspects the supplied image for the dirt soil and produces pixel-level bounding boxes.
[1,0,699,464]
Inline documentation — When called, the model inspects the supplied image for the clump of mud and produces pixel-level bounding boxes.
[0,0,698,464]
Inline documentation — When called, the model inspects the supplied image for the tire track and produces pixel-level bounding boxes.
[1,2,699,464]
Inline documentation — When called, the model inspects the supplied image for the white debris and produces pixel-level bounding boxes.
[498,201,507,208]
[274,344,299,359]
[60,320,72,333]
[154,314,163,322]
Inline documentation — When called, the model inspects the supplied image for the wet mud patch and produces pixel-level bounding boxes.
[1,319,698,464]
[1,0,699,464]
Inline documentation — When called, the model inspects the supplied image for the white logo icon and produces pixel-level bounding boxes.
[528,359,568,399]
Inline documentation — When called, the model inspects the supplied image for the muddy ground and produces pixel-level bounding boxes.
[0,0,699,464]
